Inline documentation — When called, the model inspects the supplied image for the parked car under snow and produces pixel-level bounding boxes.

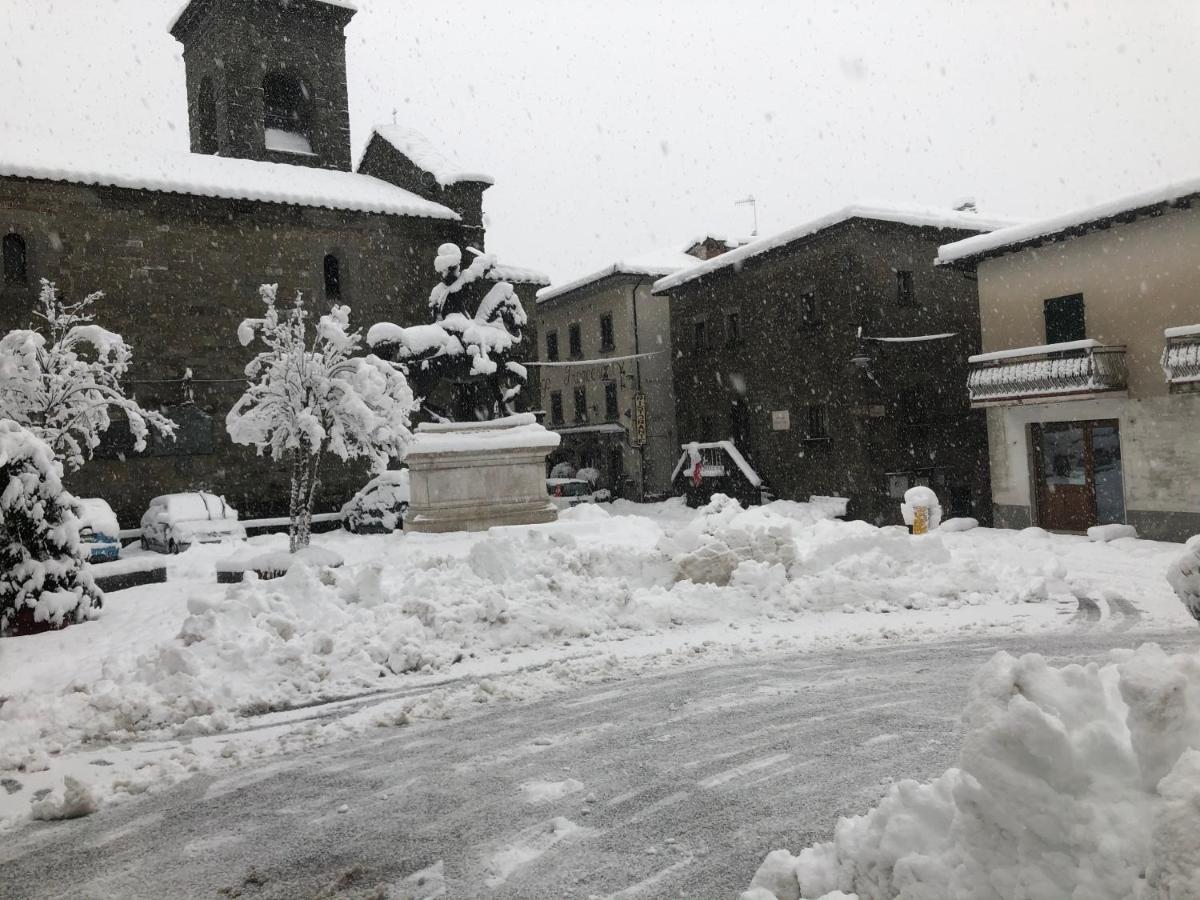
[546,477,599,509]
[140,492,246,553]
[342,469,410,534]
[76,498,121,563]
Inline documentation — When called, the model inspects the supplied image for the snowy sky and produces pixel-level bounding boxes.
[2,0,1198,283]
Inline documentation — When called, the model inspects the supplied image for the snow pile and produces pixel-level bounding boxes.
[1089,523,1138,543]
[1167,535,1200,623]
[29,776,98,821]
[742,643,1200,900]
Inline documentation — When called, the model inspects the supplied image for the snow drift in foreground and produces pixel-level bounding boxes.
[741,643,1200,900]
[0,496,1145,772]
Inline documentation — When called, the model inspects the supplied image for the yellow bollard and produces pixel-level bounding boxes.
[912,506,929,535]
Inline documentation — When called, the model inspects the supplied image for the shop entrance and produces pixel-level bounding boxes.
[1031,419,1125,532]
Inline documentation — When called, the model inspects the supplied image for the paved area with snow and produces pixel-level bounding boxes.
[2,628,1189,899]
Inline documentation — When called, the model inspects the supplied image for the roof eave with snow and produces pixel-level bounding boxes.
[363,126,495,189]
[536,264,682,305]
[652,205,1013,295]
[937,181,1200,270]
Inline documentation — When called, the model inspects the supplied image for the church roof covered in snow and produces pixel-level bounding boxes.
[536,245,712,304]
[652,205,1014,293]
[936,177,1200,268]
[364,125,495,187]
[0,141,459,220]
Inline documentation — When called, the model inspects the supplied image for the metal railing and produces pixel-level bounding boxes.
[967,342,1128,406]
[1163,332,1200,392]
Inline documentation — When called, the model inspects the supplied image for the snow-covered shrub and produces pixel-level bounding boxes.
[227,286,415,552]
[0,419,102,636]
[549,461,576,480]
[576,466,601,485]
[0,280,174,471]
[1166,535,1200,624]
[742,643,1200,900]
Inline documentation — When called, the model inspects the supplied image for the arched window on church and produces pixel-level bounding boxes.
[3,233,27,285]
[196,76,219,155]
[263,72,313,155]
[324,253,342,300]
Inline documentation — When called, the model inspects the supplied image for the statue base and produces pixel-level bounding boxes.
[404,414,560,533]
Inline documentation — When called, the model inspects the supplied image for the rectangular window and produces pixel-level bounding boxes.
[550,391,564,424]
[1044,294,1086,344]
[546,331,559,362]
[574,385,588,422]
[800,291,820,325]
[896,270,914,307]
[806,404,829,439]
[604,382,619,420]
[726,312,740,345]
[600,314,615,352]
[693,319,707,350]
[569,323,582,358]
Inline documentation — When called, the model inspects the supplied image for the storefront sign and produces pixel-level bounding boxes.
[633,393,648,446]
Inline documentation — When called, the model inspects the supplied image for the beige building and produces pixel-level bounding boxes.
[534,238,736,499]
[939,184,1200,541]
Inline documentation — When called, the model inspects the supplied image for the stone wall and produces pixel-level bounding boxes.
[0,174,486,526]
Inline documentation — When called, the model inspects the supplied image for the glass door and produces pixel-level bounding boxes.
[1031,419,1125,532]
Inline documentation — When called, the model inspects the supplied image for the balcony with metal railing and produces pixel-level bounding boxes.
[966,339,1128,407]
[1163,325,1200,393]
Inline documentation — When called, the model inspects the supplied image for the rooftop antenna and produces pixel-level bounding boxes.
[735,194,758,237]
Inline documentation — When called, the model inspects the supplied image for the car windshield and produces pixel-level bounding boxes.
[560,482,591,497]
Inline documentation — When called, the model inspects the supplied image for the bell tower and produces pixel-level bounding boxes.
[170,0,356,171]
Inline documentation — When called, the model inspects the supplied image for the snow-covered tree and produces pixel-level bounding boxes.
[0,419,102,637]
[227,285,416,552]
[366,243,529,421]
[0,280,174,471]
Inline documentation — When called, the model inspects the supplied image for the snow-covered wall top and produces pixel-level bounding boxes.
[490,263,551,286]
[366,125,494,187]
[0,141,458,220]
[937,176,1200,266]
[652,204,1012,294]
[536,245,708,304]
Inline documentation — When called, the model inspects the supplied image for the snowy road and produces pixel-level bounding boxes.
[2,628,1188,900]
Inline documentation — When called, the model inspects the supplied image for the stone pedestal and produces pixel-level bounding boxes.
[404,414,560,533]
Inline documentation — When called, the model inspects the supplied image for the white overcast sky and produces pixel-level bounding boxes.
[1,0,1198,282]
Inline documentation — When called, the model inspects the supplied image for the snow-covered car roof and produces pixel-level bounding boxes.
[146,492,238,523]
[545,478,590,486]
[341,470,410,513]
[76,498,120,536]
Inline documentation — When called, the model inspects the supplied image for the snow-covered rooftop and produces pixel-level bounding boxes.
[937,177,1200,267]
[653,205,1014,293]
[490,263,551,286]
[536,245,710,304]
[169,0,358,33]
[366,125,495,187]
[0,141,459,220]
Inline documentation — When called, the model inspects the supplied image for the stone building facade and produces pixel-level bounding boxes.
[0,0,545,526]
[940,185,1200,541]
[654,208,1007,526]
[534,241,735,500]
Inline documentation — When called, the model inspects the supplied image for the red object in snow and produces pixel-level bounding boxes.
[692,460,703,487]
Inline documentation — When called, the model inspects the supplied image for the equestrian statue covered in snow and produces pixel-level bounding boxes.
[366,243,529,422]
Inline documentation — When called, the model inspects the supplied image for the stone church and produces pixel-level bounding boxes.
[0,0,546,526]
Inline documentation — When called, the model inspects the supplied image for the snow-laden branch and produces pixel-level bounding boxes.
[0,280,175,471]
